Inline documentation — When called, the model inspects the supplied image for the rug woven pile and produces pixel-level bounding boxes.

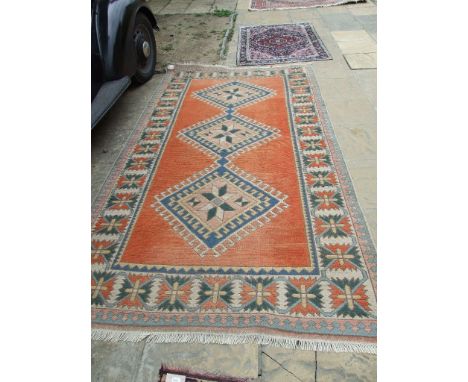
[91,65,377,353]
[250,0,366,11]
[237,23,331,66]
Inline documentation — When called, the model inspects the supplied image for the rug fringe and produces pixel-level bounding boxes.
[248,0,366,12]
[92,328,376,354]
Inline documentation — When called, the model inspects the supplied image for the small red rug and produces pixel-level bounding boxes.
[249,0,366,11]
[92,65,376,353]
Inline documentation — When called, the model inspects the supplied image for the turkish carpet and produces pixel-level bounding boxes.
[92,65,377,353]
[237,24,331,66]
[249,0,366,11]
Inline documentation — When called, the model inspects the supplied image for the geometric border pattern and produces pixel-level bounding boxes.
[91,66,376,347]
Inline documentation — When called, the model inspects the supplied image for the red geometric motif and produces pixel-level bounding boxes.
[117,174,146,189]
[314,215,352,237]
[91,273,115,304]
[126,157,152,172]
[322,244,359,271]
[306,171,337,188]
[312,190,342,210]
[241,279,278,311]
[106,192,137,211]
[94,216,129,235]
[91,240,115,265]
[300,138,327,151]
[157,278,192,306]
[288,277,321,316]
[117,274,153,309]
[304,152,330,169]
[198,276,232,310]
[133,143,160,155]
[330,279,371,318]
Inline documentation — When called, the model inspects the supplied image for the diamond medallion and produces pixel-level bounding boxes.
[155,167,288,256]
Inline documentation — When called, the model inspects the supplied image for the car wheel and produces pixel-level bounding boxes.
[132,13,156,85]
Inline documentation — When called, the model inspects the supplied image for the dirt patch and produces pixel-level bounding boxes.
[152,14,233,70]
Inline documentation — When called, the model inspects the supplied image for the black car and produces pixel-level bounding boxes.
[91,0,158,129]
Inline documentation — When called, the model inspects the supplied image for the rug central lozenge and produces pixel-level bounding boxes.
[92,66,377,353]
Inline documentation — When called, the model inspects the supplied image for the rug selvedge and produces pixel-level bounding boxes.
[92,66,376,352]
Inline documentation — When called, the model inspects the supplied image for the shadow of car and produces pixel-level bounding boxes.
[91,0,159,129]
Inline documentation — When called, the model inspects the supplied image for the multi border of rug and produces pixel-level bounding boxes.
[249,0,366,11]
[91,64,377,353]
[237,23,332,66]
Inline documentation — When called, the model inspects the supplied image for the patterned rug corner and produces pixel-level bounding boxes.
[237,23,331,66]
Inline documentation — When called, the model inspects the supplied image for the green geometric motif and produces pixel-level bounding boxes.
[198,279,234,307]
[158,276,191,312]
[242,277,277,312]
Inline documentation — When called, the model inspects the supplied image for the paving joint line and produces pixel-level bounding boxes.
[132,341,148,382]
[261,351,305,382]
[314,351,318,382]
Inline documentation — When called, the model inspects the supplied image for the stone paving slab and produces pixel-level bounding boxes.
[214,0,238,11]
[186,0,215,14]
[261,346,316,382]
[344,52,377,69]
[351,69,377,109]
[318,5,352,16]
[150,0,171,13]
[314,83,376,126]
[92,341,146,382]
[346,159,377,212]
[320,13,362,31]
[260,352,313,382]
[159,0,192,15]
[135,343,259,381]
[151,0,237,15]
[348,5,377,16]
[333,122,377,163]
[355,14,377,36]
[316,352,377,382]
[237,0,250,10]
[331,30,376,54]
[286,8,322,21]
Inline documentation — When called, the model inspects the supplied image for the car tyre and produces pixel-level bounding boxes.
[132,13,156,85]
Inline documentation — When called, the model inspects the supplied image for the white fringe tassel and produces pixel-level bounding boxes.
[92,329,376,354]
